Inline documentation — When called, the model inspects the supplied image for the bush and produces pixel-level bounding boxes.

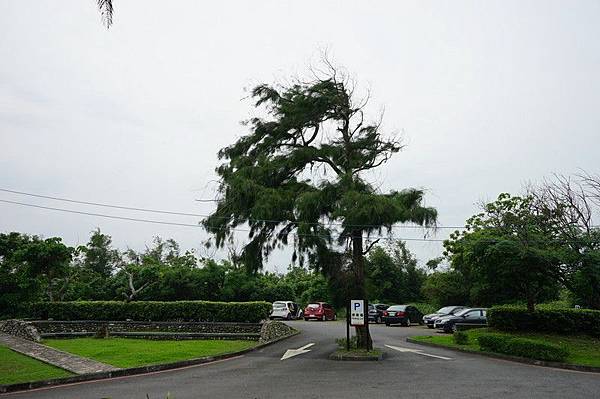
[408,302,437,316]
[453,330,469,345]
[29,301,272,323]
[336,336,358,350]
[487,305,600,337]
[478,333,569,362]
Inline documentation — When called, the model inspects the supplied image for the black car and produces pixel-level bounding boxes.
[383,305,423,326]
[434,308,487,333]
[368,303,389,324]
[422,306,466,329]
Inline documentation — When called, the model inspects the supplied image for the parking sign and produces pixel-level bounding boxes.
[350,299,365,326]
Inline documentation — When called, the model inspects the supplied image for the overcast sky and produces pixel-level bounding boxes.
[1,1,599,271]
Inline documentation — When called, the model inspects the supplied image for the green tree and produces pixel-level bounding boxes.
[204,61,436,347]
[529,173,600,309]
[80,229,121,278]
[0,233,41,315]
[444,193,562,311]
[421,270,469,308]
[367,241,426,304]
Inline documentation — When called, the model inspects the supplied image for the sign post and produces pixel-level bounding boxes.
[346,302,350,351]
[349,299,370,351]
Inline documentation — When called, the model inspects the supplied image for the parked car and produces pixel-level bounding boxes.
[304,302,336,321]
[270,301,303,320]
[422,306,467,329]
[368,303,389,324]
[434,308,487,333]
[382,305,423,326]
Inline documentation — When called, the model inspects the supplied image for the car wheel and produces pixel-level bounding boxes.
[304,318,308,321]
[385,323,390,327]
[376,316,382,324]
[427,325,434,329]
[287,313,292,320]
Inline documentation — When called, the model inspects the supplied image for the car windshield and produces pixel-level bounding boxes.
[437,306,457,314]
[272,302,287,309]
[387,305,406,311]
[454,308,472,316]
[307,304,320,309]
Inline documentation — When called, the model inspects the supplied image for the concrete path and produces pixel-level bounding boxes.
[0,334,119,375]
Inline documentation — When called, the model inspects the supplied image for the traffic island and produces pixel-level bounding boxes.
[329,348,385,361]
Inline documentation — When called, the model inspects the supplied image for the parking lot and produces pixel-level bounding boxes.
[9,319,599,399]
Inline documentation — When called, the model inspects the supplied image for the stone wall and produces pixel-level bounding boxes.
[0,319,41,342]
[1,319,294,342]
[32,320,261,334]
[259,320,297,343]
[29,320,262,340]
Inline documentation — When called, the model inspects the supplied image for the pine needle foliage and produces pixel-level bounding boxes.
[203,61,437,298]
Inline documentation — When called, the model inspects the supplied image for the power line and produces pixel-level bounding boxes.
[0,187,466,230]
[0,198,446,243]
[0,188,204,217]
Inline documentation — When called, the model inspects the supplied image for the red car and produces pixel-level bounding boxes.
[304,302,336,321]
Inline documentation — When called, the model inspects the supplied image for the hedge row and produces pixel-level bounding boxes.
[29,301,272,323]
[487,306,600,337]
[478,333,569,362]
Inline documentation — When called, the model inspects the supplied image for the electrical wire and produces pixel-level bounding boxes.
[0,198,447,243]
[0,188,465,230]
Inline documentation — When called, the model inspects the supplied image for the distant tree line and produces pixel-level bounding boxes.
[0,230,331,317]
[0,228,433,318]
[424,173,600,311]
[2,172,598,317]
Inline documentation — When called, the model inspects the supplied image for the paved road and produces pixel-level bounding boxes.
[4,321,599,399]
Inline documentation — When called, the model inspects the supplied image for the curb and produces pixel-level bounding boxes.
[0,329,300,394]
[406,337,600,373]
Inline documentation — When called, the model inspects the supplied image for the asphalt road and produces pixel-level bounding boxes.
[4,321,599,399]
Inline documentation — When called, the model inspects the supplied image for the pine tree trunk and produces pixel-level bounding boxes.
[352,230,372,350]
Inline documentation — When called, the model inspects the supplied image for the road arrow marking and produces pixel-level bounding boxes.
[281,343,315,360]
[385,345,452,360]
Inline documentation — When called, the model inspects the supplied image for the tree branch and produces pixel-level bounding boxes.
[362,239,381,255]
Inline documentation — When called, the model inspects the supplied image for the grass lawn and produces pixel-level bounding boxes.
[44,338,257,368]
[0,345,73,385]
[411,328,600,367]
[333,348,383,356]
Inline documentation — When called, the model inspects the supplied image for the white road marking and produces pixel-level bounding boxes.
[385,344,452,360]
[281,343,315,360]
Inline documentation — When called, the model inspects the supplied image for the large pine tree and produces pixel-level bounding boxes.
[204,62,437,347]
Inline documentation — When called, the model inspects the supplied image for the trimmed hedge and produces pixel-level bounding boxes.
[487,305,600,337]
[478,333,569,362]
[29,301,272,323]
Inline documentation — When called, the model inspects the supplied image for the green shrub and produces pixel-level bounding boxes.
[408,303,437,316]
[453,330,469,345]
[29,301,272,323]
[487,305,600,337]
[336,336,358,350]
[478,333,569,362]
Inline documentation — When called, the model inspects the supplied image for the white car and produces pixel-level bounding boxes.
[270,301,302,320]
